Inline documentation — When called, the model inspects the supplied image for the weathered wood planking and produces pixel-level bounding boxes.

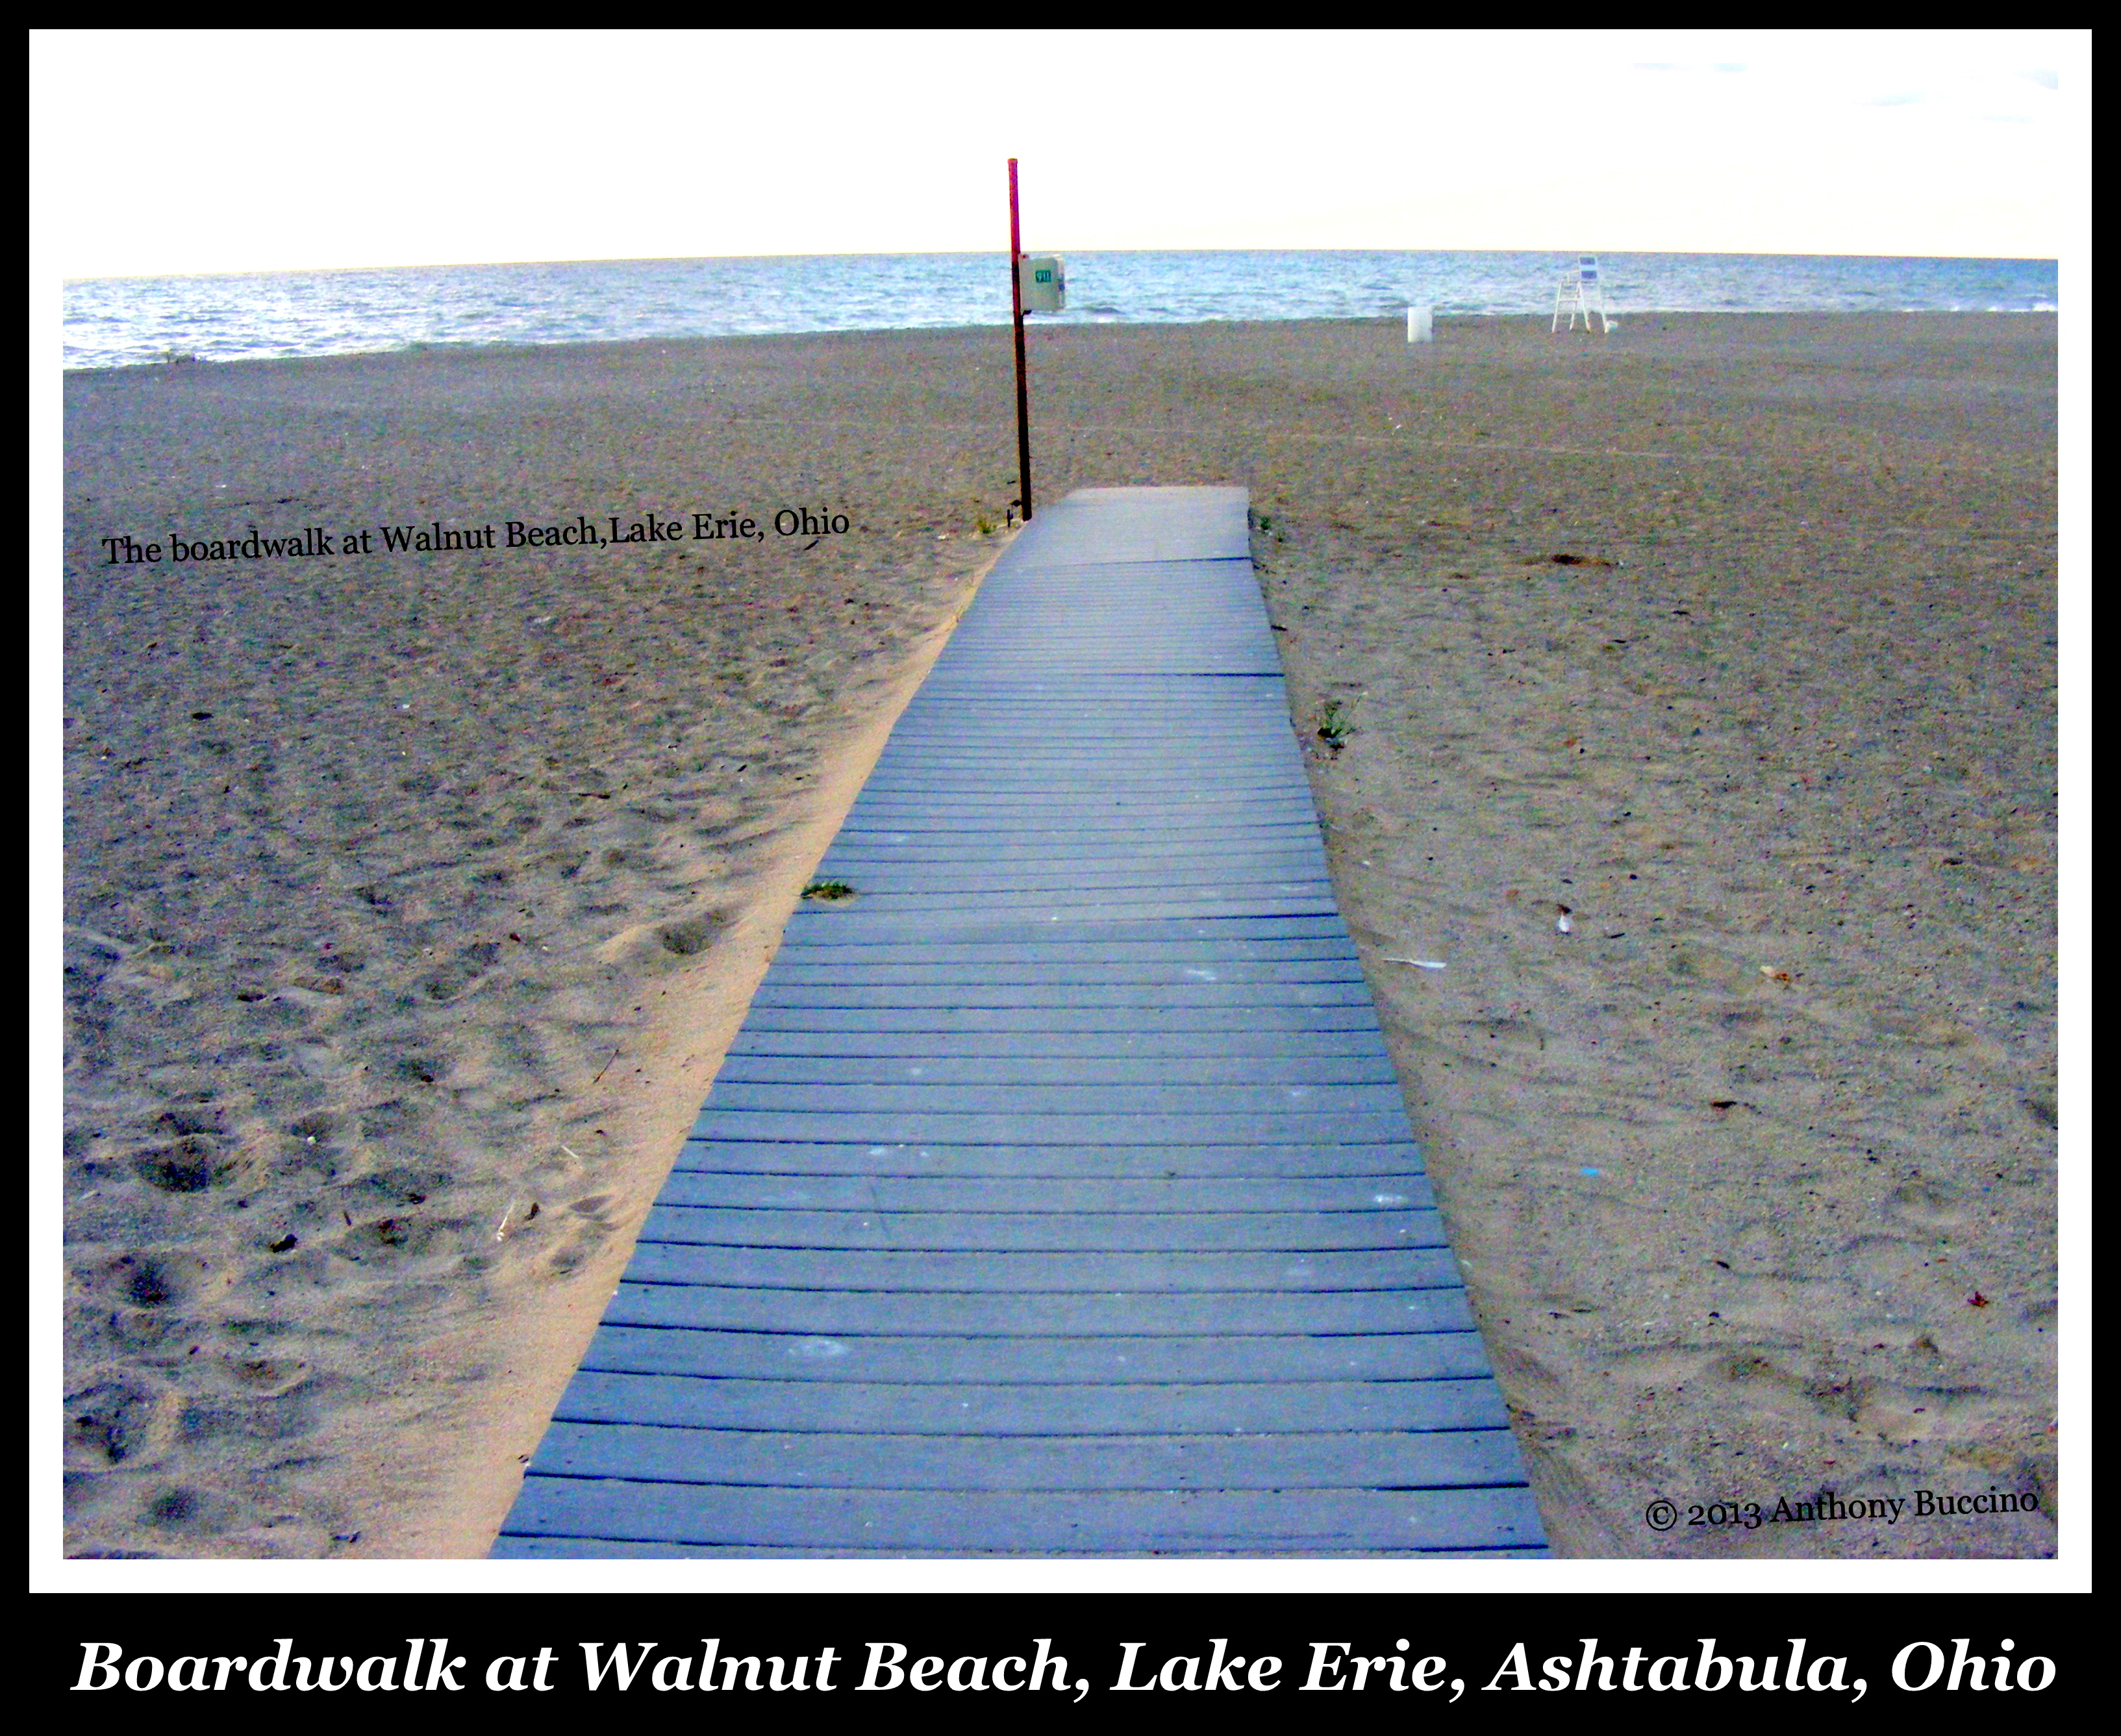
[493,486,1546,1557]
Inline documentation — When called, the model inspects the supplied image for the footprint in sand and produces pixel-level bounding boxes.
[216,1354,314,1400]
[655,913,727,957]
[92,1248,214,1311]
[1722,1218,1787,1271]
[1711,1350,1840,1424]
[1887,1177,1972,1231]
[129,1136,231,1195]
[66,1369,182,1472]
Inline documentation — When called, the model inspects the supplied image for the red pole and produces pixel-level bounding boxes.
[1008,157,1033,522]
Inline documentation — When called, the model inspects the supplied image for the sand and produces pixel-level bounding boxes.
[60,312,2057,1559]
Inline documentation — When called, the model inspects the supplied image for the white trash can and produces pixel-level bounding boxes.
[1407,304,1434,343]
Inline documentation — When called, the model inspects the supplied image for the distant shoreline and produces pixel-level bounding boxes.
[62,307,2063,377]
[63,251,2057,372]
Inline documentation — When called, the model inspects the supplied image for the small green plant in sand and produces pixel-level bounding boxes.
[801,879,856,901]
[1316,701,1351,753]
[974,514,996,536]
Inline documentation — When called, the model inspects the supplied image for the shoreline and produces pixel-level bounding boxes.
[62,312,2057,1557]
[64,307,2061,380]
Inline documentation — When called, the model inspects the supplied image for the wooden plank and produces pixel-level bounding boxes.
[781,912,1357,944]
[768,939,1360,964]
[697,1081,1408,1114]
[709,1054,1399,1087]
[795,866,1331,896]
[790,899,1350,927]
[496,1482,1547,1553]
[854,770,1313,790]
[677,1111,1417,1146]
[829,820,1323,842]
[743,983,1372,1012]
[549,1372,1512,1436]
[722,1031,1394,1061]
[601,1285,1474,1337]
[523,1426,1529,1491]
[734,1007,1387,1034]
[670,1140,1427,1180]
[579,1327,1498,1385]
[678,1114,1417,1148]
[494,1537,1550,1558]
[636,1203,1448,1253]
[621,1244,1472,1291]
[652,1173,1435,1213]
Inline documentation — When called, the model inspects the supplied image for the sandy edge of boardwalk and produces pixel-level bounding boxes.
[395,555,1001,1557]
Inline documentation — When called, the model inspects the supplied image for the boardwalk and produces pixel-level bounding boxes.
[492,486,1547,1556]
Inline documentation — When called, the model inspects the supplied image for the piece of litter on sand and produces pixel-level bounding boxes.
[559,1144,586,1163]
[494,1198,539,1241]
[1581,1167,1601,1177]
[1383,956,1448,970]
[1557,914,1574,933]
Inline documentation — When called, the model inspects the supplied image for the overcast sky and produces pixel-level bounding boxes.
[36,29,2074,278]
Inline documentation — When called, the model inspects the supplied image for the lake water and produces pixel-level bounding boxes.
[63,250,2058,372]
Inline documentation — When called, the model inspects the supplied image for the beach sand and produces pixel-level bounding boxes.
[61,312,2057,1558]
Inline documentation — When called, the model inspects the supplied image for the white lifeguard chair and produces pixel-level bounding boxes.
[1553,255,1613,333]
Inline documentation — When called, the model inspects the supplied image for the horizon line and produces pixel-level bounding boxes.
[63,244,2063,286]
